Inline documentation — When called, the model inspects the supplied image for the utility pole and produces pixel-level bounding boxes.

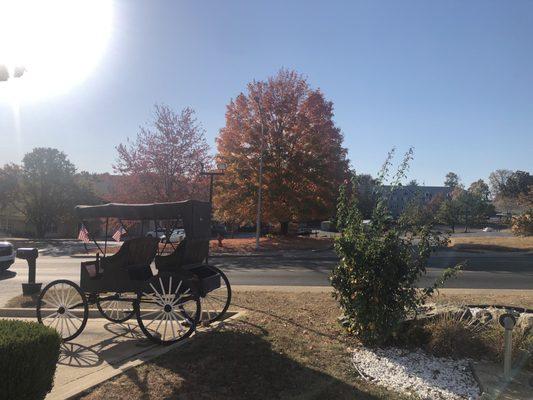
[254,96,265,251]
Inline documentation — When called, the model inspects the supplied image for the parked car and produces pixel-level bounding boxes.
[297,225,313,236]
[167,228,186,242]
[146,228,185,243]
[0,241,16,271]
[145,228,167,240]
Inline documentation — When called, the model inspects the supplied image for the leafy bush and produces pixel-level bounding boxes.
[512,209,533,236]
[331,149,461,345]
[0,319,61,399]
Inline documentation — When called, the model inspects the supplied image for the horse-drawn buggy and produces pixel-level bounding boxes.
[36,200,231,344]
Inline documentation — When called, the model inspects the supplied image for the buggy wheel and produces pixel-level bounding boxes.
[96,293,135,323]
[201,265,231,324]
[136,276,200,345]
[37,280,88,341]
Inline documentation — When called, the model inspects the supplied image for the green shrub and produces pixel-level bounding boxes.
[331,149,461,345]
[0,319,61,400]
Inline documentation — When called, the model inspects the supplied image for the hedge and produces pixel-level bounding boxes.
[0,319,61,400]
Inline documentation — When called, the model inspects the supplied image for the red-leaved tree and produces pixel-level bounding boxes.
[113,104,211,203]
[215,69,349,233]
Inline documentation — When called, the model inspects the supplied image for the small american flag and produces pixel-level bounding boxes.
[78,224,90,243]
[112,227,126,242]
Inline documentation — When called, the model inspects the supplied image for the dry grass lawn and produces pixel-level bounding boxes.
[448,235,533,252]
[433,289,533,309]
[76,291,407,400]
[75,289,533,399]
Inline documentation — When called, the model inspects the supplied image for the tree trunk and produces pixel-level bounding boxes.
[280,221,289,235]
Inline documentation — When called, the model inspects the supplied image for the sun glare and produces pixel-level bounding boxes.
[0,0,113,102]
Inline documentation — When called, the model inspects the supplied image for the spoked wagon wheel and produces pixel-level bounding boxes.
[96,293,135,323]
[37,280,88,341]
[136,276,200,345]
[200,265,231,325]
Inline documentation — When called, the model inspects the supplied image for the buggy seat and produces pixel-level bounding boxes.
[80,237,160,292]
[155,238,209,273]
[154,238,215,296]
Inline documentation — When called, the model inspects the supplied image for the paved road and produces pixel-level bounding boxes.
[213,251,533,289]
[0,250,531,306]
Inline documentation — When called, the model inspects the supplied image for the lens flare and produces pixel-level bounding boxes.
[0,0,113,103]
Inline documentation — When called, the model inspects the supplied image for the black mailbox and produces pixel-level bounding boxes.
[16,247,41,295]
[16,248,39,260]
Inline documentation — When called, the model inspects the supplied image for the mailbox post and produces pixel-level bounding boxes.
[16,248,42,295]
[498,312,517,381]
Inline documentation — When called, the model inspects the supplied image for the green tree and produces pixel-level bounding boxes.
[501,171,532,198]
[444,172,461,188]
[468,179,491,202]
[452,184,495,232]
[0,148,97,237]
[437,194,461,233]
[353,173,377,219]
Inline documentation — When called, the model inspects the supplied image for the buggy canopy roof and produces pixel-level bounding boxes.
[75,200,211,239]
[75,200,209,219]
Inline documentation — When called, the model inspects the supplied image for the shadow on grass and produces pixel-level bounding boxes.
[230,300,341,343]
[121,329,378,400]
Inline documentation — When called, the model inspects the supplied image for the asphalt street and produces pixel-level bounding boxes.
[0,250,531,307]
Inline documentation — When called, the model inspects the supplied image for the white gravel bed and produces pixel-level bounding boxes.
[351,347,480,400]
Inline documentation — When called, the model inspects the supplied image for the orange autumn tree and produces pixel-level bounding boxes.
[215,69,349,234]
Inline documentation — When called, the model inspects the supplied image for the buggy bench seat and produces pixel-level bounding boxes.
[155,238,221,295]
[80,237,160,293]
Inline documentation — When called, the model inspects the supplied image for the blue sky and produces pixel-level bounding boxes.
[1,0,532,186]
